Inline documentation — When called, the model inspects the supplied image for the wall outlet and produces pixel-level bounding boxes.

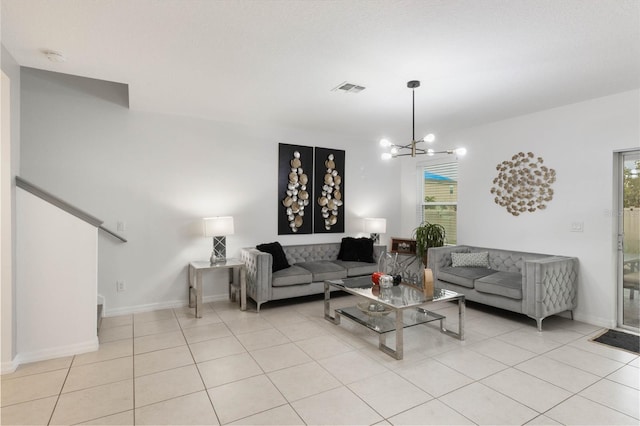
[117,221,126,232]
[570,222,584,232]
[116,280,126,292]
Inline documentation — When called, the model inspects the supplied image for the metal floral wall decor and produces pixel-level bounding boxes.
[278,143,313,234]
[314,147,345,233]
[490,151,556,216]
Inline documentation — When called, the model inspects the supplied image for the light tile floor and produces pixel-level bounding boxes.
[1,295,639,425]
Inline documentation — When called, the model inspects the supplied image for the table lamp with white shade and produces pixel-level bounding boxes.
[203,216,234,264]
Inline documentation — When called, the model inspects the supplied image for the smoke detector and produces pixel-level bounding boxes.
[44,50,66,63]
[332,81,366,94]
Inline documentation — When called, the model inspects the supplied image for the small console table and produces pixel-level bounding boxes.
[188,259,247,317]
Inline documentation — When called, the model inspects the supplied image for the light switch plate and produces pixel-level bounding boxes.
[571,222,584,232]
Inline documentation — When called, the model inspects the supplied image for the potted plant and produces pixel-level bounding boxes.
[413,222,446,267]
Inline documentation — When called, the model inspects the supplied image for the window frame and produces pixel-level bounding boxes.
[416,158,459,245]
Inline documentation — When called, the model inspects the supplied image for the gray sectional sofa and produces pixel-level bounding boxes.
[427,245,579,331]
[241,243,385,311]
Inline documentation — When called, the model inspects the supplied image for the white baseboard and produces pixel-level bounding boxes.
[1,357,20,375]
[203,294,230,304]
[104,299,187,317]
[573,312,616,329]
[5,338,99,372]
[103,294,231,317]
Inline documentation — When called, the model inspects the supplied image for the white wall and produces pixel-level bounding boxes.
[1,45,21,373]
[401,90,640,328]
[17,66,640,328]
[20,68,401,315]
[16,189,98,362]
[1,70,14,371]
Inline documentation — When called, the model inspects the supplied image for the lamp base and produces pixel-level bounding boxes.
[210,252,227,265]
[370,233,380,244]
[210,236,228,265]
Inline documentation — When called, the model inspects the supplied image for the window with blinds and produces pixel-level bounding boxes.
[421,162,458,244]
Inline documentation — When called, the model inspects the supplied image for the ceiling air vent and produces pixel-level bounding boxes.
[332,82,366,94]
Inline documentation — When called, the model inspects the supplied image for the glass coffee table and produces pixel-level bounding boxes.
[324,276,465,360]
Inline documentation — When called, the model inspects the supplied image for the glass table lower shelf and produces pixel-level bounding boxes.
[335,306,446,334]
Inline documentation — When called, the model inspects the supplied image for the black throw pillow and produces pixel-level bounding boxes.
[256,242,290,272]
[338,237,375,263]
[356,237,375,263]
[338,237,359,261]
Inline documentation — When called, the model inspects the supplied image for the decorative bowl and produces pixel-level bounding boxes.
[356,302,392,317]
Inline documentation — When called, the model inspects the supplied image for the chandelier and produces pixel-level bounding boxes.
[380,80,466,160]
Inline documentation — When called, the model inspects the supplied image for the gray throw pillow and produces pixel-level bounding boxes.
[451,251,489,268]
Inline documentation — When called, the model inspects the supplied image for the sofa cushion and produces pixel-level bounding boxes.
[332,260,378,277]
[256,242,290,272]
[438,266,497,288]
[272,265,313,287]
[475,271,523,300]
[337,237,376,263]
[452,251,489,268]
[296,261,348,281]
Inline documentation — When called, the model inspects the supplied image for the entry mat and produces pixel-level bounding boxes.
[591,329,639,355]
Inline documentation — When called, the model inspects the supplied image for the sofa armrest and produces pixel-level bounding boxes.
[524,256,579,326]
[240,248,272,305]
[373,245,387,263]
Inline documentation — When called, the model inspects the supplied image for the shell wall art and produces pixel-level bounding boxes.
[278,144,313,234]
[490,151,556,216]
[314,147,345,233]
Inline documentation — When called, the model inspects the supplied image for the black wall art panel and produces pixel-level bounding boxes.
[314,147,345,233]
[278,143,314,235]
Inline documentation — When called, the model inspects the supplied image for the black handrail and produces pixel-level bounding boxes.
[15,176,127,243]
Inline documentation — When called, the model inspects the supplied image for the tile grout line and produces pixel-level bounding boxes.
[233,309,329,425]
[46,355,74,426]
[6,301,636,425]
[221,305,300,424]
[391,327,582,424]
[464,333,636,425]
[176,305,223,425]
[574,376,640,420]
[353,325,478,423]
[132,314,137,426]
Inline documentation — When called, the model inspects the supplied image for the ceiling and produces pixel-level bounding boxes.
[2,0,639,144]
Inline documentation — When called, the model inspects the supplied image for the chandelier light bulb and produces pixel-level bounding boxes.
[427,149,435,156]
[455,147,467,156]
[381,152,393,160]
[390,147,398,155]
[379,138,391,147]
[423,134,436,143]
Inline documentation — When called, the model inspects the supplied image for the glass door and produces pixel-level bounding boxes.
[619,150,640,331]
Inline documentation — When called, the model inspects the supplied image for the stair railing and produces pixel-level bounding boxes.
[15,176,127,243]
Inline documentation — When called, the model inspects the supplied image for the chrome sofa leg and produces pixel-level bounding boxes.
[536,317,543,332]
[570,310,574,320]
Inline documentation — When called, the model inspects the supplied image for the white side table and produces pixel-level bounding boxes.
[188,259,247,317]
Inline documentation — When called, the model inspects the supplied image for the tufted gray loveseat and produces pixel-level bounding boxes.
[241,243,385,312]
[427,245,578,331]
